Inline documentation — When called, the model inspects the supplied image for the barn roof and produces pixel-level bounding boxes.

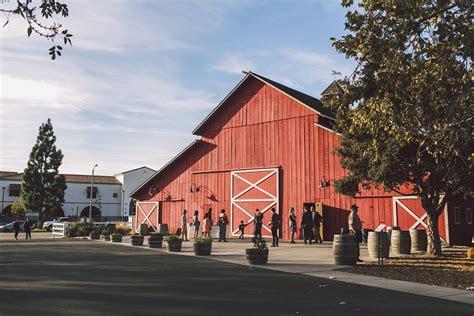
[192,71,335,135]
[130,140,203,197]
[320,80,344,97]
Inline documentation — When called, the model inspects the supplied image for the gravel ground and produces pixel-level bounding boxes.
[339,247,474,290]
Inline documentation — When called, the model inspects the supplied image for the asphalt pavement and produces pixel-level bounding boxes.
[0,238,472,316]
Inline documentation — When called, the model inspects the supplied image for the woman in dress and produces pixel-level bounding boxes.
[288,207,297,244]
[202,212,211,237]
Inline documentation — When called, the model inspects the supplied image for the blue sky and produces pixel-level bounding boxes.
[0,0,355,175]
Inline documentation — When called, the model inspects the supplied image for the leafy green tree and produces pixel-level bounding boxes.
[10,201,28,218]
[0,0,73,59]
[326,0,473,255]
[21,119,67,225]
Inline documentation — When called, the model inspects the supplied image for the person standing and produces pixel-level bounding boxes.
[180,209,189,241]
[13,220,21,240]
[269,208,280,247]
[218,209,229,242]
[300,207,313,245]
[348,204,363,262]
[24,219,32,240]
[253,209,263,241]
[202,213,211,238]
[192,210,200,239]
[288,207,297,244]
[238,220,245,239]
[313,209,323,244]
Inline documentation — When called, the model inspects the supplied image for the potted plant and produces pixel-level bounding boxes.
[101,230,111,241]
[111,233,123,243]
[245,237,269,265]
[131,233,144,246]
[66,227,77,238]
[193,236,213,255]
[89,229,100,240]
[164,234,182,252]
[148,233,164,248]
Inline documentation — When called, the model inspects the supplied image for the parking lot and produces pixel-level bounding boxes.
[0,238,472,315]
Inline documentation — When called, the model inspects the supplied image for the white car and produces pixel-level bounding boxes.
[42,217,69,231]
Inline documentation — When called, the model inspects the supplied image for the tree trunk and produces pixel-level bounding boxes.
[426,212,442,255]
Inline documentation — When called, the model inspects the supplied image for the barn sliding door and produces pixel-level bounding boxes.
[136,201,159,232]
[230,168,279,237]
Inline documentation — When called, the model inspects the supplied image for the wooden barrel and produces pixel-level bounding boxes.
[333,234,358,265]
[158,224,169,234]
[387,226,400,243]
[410,229,427,252]
[391,230,411,255]
[367,232,390,258]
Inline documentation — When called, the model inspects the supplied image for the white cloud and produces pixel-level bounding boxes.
[211,54,255,75]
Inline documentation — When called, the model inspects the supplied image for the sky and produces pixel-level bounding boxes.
[0,0,355,176]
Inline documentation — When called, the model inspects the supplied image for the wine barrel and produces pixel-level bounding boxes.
[333,234,358,265]
[158,224,169,234]
[387,226,400,243]
[367,232,390,258]
[409,229,427,252]
[391,230,411,255]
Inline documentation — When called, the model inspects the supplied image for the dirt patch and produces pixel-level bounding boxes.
[339,247,474,290]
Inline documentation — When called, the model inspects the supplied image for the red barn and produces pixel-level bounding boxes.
[131,72,473,245]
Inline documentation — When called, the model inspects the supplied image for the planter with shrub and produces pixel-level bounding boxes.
[246,237,269,265]
[131,233,144,246]
[89,231,100,240]
[193,237,213,255]
[66,227,77,238]
[101,231,111,241]
[111,233,123,243]
[164,234,182,252]
[148,233,164,248]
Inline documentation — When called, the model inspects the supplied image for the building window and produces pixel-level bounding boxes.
[87,187,98,199]
[454,207,460,224]
[113,192,118,198]
[466,208,472,225]
[9,184,21,197]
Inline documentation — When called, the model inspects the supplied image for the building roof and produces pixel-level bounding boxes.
[0,172,121,185]
[130,140,203,197]
[320,80,344,97]
[114,166,156,177]
[192,71,335,135]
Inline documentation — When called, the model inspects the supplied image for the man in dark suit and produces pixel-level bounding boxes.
[300,207,314,245]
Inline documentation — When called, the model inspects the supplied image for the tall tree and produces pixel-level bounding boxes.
[1,0,73,59]
[22,119,67,224]
[326,0,473,255]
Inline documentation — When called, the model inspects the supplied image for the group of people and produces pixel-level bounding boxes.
[177,204,363,260]
[288,205,323,245]
[180,208,229,242]
[12,219,32,240]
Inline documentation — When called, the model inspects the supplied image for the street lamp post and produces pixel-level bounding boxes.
[1,187,5,214]
[121,189,125,222]
[89,164,98,222]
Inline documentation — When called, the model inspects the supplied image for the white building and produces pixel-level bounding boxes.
[0,166,155,221]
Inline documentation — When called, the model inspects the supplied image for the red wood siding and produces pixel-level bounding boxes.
[134,76,467,244]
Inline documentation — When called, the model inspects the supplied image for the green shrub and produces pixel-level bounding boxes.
[194,236,213,244]
[164,234,181,242]
[111,233,121,238]
[252,237,268,250]
[149,233,164,241]
[116,226,131,236]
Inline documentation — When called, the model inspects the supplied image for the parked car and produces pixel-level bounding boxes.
[0,221,24,232]
[42,217,69,231]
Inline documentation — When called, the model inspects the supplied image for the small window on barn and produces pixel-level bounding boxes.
[466,208,472,225]
[113,192,118,198]
[454,207,460,224]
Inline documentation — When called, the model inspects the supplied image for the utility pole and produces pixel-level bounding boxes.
[89,164,98,222]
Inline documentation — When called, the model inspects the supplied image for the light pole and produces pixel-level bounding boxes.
[1,187,5,214]
[89,164,98,222]
[121,189,125,222]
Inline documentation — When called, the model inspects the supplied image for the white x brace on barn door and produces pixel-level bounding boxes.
[230,168,279,237]
[136,201,159,232]
[392,195,449,244]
